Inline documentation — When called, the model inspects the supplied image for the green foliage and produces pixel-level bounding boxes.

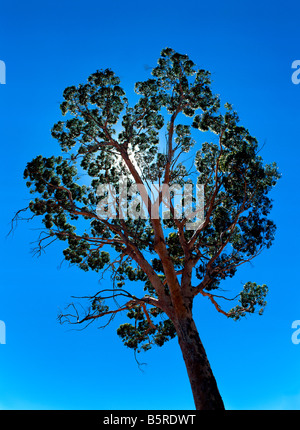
[21,47,280,352]
[117,308,176,352]
[228,282,269,321]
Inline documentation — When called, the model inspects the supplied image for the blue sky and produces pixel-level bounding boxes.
[0,0,300,410]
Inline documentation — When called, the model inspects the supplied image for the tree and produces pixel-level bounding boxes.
[17,48,280,410]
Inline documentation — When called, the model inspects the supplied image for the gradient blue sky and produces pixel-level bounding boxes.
[0,0,300,410]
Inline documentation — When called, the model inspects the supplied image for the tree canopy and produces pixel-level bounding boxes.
[20,47,280,355]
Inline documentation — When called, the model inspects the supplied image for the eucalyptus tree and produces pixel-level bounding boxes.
[19,48,280,409]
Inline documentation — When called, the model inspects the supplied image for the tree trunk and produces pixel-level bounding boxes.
[175,314,225,410]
